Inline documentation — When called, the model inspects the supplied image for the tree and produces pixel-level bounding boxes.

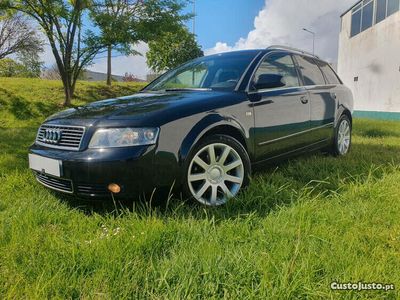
[146,27,203,73]
[89,0,191,86]
[0,57,40,77]
[1,0,101,106]
[0,13,43,60]
[17,49,43,77]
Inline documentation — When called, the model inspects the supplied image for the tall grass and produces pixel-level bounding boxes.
[0,78,399,299]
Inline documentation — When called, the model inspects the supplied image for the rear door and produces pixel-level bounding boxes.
[294,55,336,144]
[249,52,311,162]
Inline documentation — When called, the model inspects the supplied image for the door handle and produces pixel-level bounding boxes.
[300,96,309,104]
[331,93,337,100]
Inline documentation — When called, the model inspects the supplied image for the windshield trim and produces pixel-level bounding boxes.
[234,50,264,92]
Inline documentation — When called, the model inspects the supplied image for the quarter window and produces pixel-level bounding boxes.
[251,53,300,90]
[295,56,326,86]
[318,61,341,85]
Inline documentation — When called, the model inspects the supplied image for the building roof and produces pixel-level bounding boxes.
[341,0,363,18]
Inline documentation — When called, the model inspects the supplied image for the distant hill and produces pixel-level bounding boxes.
[83,70,146,82]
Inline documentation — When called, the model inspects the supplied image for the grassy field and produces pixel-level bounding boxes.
[0,78,400,299]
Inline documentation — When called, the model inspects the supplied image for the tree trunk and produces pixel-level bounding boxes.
[61,72,75,107]
[63,86,72,107]
[107,45,112,86]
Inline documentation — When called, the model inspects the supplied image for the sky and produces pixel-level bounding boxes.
[41,0,356,79]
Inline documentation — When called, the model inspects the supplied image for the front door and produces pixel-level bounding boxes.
[249,52,311,162]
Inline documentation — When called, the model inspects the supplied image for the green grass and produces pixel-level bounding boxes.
[1,78,400,299]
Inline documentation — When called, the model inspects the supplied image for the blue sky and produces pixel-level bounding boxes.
[185,0,265,49]
[84,0,355,78]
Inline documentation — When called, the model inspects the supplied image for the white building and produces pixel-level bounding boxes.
[338,0,400,119]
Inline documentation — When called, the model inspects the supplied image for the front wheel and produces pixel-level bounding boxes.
[184,135,251,206]
[332,114,352,156]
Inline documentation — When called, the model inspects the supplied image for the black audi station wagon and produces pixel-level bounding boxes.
[29,46,354,206]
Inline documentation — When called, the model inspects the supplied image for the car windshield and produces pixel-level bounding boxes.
[144,52,259,92]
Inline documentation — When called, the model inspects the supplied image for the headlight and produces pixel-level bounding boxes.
[88,128,159,148]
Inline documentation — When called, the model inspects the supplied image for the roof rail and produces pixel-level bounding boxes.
[266,45,319,58]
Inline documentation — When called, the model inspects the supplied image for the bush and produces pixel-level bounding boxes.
[0,58,38,78]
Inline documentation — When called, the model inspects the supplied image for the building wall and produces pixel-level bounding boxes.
[338,10,400,113]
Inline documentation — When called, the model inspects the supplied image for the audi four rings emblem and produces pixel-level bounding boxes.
[43,129,62,144]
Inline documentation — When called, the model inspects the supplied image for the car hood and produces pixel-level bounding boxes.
[46,90,244,126]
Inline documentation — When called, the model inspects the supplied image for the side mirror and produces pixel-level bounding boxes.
[254,74,285,90]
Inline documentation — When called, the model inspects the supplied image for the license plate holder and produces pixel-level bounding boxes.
[28,154,62,177]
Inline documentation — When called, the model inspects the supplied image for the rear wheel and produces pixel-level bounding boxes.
[332,114,352,156]
[184,135,251,206]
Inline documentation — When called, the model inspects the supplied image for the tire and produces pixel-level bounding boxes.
[184,134,251,206]
[331,114,352,156]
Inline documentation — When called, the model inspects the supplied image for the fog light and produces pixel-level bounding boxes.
[108,183,121,194]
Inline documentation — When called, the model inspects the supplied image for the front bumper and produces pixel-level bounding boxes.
[29,143,159,199]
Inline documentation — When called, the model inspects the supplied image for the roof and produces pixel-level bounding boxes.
[341,0,363,18]
[266,45,319,58]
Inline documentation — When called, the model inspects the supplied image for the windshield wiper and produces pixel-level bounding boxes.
[164,88,212,92]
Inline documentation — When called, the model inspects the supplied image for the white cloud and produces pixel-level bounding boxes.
[206,0,355,63]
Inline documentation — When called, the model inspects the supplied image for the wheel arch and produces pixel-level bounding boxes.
[336,105,353,127]
[179,114,251,165]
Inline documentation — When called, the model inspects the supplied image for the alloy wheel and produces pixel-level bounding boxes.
[187,143,244,206]
[337,118,351,155]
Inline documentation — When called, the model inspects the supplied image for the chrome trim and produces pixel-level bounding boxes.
[36,124,86,151]
[258,122,334,146]
[254,138,330,165]
[267,45,319,58]
[35,173,74,194]
[247,86,306,95]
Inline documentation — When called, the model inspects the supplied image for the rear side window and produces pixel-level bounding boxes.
[295,55,326,86]
[252,53,300,90]
[317,61,341,84]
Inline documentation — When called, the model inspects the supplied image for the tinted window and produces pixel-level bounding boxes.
[295,56,326,86]
[361,1,374,31]
[387,0,400,16]
[252,53,300,90]
[351,10,362,36]
[318,62,341,84]
[376,0,387,23]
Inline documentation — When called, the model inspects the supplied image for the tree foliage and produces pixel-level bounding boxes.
[17,49,44,77]
[0,13,43,60]
[89,0,191,85]
[146,28,203,73]
[0,0,100,106]
[0,57,41,77]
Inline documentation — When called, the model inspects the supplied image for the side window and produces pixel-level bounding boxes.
[251,53,300,90]
[318,61,341,85]
[295,55,326,86]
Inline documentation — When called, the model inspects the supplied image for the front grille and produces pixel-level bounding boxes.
[35,172,73,194]
[36,124,85,151]
[76,183,109,197]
